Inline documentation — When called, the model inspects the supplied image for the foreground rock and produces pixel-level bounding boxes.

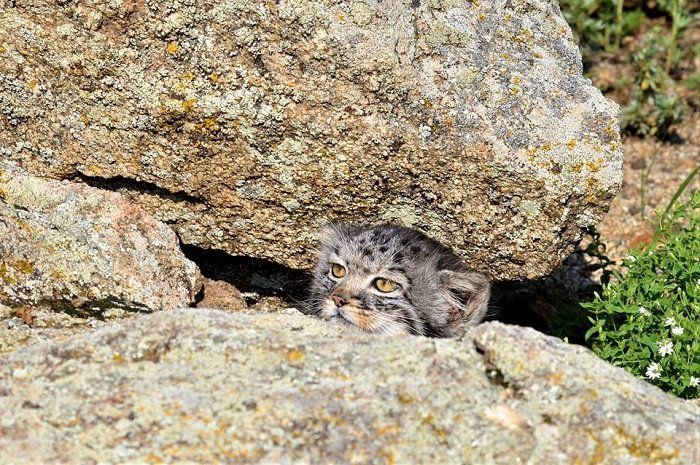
[0,163,200,315]
[0,309,695,464]
[0,0,622,280]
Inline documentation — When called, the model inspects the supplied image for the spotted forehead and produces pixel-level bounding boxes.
[332,229,424,273]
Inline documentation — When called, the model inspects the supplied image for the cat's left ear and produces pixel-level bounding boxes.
[438,269,490,332]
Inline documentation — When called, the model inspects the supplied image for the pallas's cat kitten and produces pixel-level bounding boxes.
[307,223,490,338]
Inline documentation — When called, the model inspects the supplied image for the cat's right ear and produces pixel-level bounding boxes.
[437,269,490,332]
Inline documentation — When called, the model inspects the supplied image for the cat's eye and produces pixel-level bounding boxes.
[331,263,346,278]
[374,278,398,293]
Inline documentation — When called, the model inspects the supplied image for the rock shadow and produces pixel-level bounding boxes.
[487,250,604,345]
[182,244,311,309]
[184,244,603,343]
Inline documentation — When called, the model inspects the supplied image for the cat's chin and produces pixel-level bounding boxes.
[327,314,355,328]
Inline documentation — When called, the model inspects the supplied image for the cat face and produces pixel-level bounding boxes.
[307,223,490,337]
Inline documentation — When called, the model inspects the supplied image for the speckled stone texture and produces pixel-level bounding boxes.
[0,163,200,314]
[0,0,622,280]
[0,309,696,464]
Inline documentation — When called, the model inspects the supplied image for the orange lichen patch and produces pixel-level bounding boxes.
[423,99,432,109]
[567,139,577,149]
[569,162,583,173]
[203,118,219,132]
[383,451,395,465]
[533,51,543,58]
[502,52,511,60]
[80,111,90,125]
[586,159,603,173]
[515,28,534,43]
[375,423,401,436]
[397,392,415,404]
[478,12,486,20]
[422,413,449,442]
[336,13,346,22]
[209,72,221,84]
[548,372,565,386]
[166,42,180,55]
[14,259,34,275]
[286,348,304,362]
[443,116,454,128]
[0,187,5,199]
[612,426,681,460]
[112,353,127,363]
[145,452,165,464]
[512,75,521,84]
[605,119,618,138]
[50,269,66,280]
[0,45,6,53]
[510,86,520,96]
[181,98,197,113]
[27,79,38,90]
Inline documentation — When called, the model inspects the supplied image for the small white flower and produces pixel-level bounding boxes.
[625,254,637,263]
[658,340,674,357]
[690,376,700,387]
[645,362,662,380]
[671,325,684,336]
[664,316,677,327]
[638,306,651,316]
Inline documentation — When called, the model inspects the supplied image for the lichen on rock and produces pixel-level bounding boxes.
[0,0,622,280]
[0,163,201,315]
[0,309,695,464]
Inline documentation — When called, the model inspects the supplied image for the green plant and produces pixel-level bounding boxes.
[620,29,686,139]
[549,226,616,342]
[559,0,646,56]
[584,189,700,398]
[657,0,691,71]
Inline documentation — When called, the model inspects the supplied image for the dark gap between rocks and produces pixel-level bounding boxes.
[69,172,203,204]
[488,249,603,345]
[183,244,599,343]
[182,244,311,310]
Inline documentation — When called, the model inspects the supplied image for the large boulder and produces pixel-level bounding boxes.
[0,309,695,464]
[0,163,200,314]
[0,0,622,280]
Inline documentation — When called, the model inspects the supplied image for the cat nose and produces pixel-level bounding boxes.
[332,291,350,307]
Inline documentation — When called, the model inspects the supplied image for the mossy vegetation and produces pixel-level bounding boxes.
[552,1,699,398]
[561,0,697,139]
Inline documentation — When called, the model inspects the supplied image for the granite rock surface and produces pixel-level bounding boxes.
[0,0,623,280]
[0,163,200,315]
[0,309,696,464]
